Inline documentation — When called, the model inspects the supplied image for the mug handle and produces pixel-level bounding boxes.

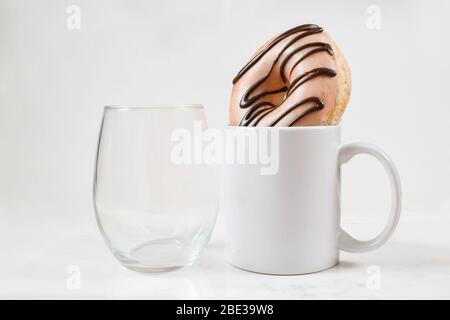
[338,143,401,253]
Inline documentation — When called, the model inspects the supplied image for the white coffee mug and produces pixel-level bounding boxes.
[223,125,401,275]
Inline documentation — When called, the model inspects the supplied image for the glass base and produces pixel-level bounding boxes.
[114,238,199,273]
[123,264,186,273]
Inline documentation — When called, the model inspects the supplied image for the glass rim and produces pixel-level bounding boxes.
[104,104,204,111]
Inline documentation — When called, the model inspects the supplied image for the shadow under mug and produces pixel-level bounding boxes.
[222,125,401,275]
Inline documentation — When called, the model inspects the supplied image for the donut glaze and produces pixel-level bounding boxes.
[229,24,351,127]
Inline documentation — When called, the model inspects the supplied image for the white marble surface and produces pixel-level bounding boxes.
[1,212,450,299]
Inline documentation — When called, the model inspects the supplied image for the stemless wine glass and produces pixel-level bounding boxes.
[93,105,218,272]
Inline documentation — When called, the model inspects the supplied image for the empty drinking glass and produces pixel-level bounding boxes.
[94,105,218,272]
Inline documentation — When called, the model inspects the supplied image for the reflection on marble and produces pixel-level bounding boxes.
[1,213,450,299]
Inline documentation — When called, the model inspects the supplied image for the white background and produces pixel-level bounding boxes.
[1,0,449,298]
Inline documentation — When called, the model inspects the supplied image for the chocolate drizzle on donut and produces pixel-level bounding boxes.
[233,24,337,127]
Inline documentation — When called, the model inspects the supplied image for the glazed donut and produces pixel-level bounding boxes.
[229,24,351,127]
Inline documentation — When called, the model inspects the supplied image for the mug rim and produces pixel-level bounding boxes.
[225,124,340,130]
